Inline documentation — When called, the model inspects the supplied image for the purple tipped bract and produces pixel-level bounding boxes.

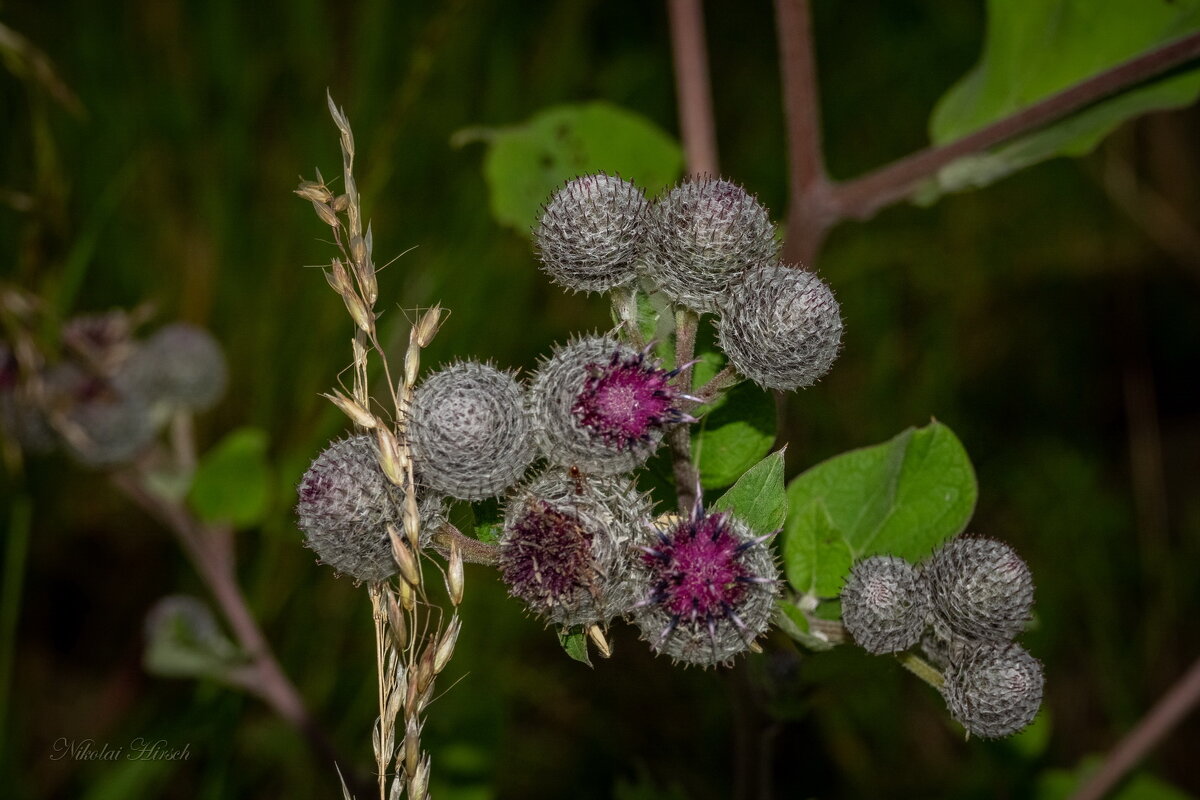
[631,508,778,667]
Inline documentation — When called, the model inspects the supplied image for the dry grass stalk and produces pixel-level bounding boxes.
[298,94,456,800]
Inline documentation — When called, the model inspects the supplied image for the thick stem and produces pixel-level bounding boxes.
[667,0,719,176]
[1070,654,1200,800]
[831,32,1200,222]
[774,0,834,264]
[430,523,500,567]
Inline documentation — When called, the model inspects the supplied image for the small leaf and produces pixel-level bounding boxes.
[693,379,776,490]
[557,627,592,667]
[711,450,787,535]
[471,102,683,234]
[774,601,835,652]
[921,0,1200,201]
[783,421,977,596]
[143,595,245,682]
[187,427,272,528]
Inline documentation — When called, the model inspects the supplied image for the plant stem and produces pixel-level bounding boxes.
[896,652,945,691]
[112,468,370,798]
[1070,654,1200,800]
[669,308,701,515]
[831,31,1200,222]
[774,0,833,265]
[667,0,719,176]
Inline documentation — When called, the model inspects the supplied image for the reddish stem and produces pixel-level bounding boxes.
[112,470,371,798]
[831,32,1200,222]
[774,0,834,265]
[667,0,719,176]
[1070,654,1200,800]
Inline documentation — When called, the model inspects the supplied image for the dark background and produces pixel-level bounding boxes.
[2,1,1199,798]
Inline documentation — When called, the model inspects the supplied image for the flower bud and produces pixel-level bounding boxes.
[840,555,928,654]
[296,435,445,582]
[640,177,778,313]
[534,173,648,294]
[117,323,228,411]
[716,262,842,391]
[924,536,1034,644]
[942,642,1043,739]
[407,361,535,500]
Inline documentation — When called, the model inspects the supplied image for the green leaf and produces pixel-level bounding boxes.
[143,595,246,682]
[471,102,683,234]
[783,422,977,597]
[557,627,592,667]
[921,1,1200,201]
[693,379,776,490]
[711,450,787,536]
[187,427,273,529]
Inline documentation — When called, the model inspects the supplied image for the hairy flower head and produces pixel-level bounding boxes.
[640,177,778,313]
[630,507,778,667]
[408,361,535,500]
[534,173,648,293]
[716,262,842,391]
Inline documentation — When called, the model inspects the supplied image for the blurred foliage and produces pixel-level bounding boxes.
[1,1,1199,799]
[923,0,1200,199]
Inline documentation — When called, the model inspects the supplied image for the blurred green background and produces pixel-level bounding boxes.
[2,1,1199,798]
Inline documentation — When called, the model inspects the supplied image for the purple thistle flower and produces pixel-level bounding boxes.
[531,335,689,475]
[502,501,594,608]
[631,507,778,667]
[500,469,651,627]
[571,348,690,452]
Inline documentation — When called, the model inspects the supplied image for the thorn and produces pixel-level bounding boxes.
[656,615,680,648]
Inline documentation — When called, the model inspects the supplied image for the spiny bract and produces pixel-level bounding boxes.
[640,177,778,314]
[407,361,535,500]
[841,555,929,654]
[923,535,1034,645]
[500,469,651,627]
[534,173,648,294]
[716,262,842,391]
[942,642,1044,739]
[297,434,443,582]
[530,335,682,475]
[630,508,778,667]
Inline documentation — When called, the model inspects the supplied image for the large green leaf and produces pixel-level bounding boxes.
[710,450,787,536]
[783,422,977,597]
[187,427,273,529]
[920,0,1200,200]
[469,102,683,234]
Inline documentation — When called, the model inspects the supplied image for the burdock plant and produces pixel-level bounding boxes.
[290,93,1046,798]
